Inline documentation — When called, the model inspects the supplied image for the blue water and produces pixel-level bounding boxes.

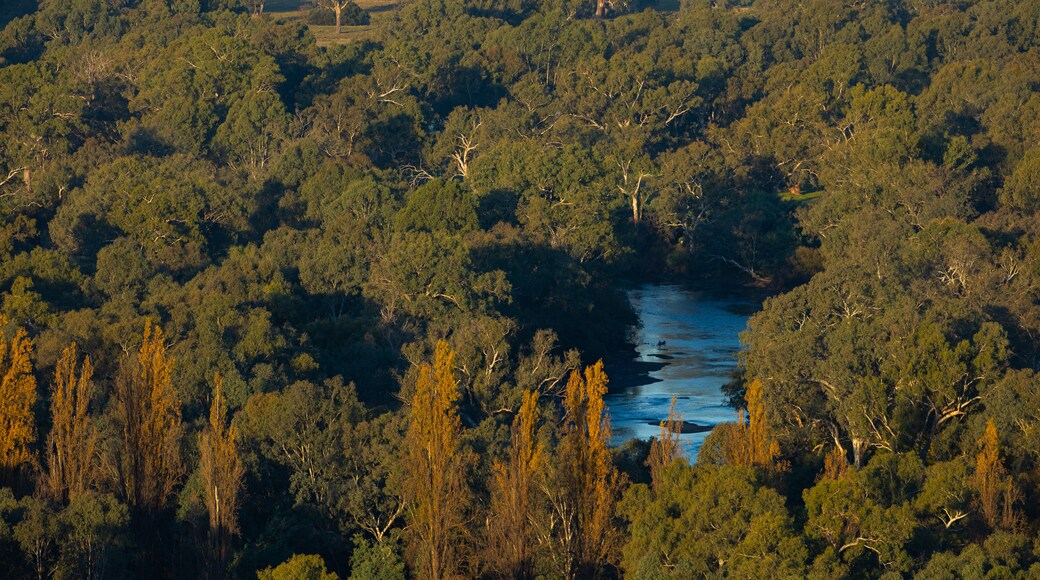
[605,285,758,458]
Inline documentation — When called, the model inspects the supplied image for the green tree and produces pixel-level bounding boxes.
[258,553,339,580]
[620,462,806,578]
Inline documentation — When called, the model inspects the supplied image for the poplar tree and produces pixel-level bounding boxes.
[116,320,183,513]
[972,420,1019,530]
[199,373,244,576]
[403,341,471,580]
[550,361,622,578]
[974,420,1003,529]
[487,390,544,578]
[45,342,97,503]
[646,396,683,491]
[724,379,780,469]
[0,328,36,484]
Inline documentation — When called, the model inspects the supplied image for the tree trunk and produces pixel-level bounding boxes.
[852,437,865,468]
[595,0,607,17]
[335,6,342,34]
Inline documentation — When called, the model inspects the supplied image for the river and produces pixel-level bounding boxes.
[604,284,760,458]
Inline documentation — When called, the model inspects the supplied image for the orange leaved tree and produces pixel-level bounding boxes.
[45,342,98,502]
[116,320,183,513]
[547,361,622,578]
[646,396,684,491]
[0,328,37,485]
[487,389,544,578]
[403,341,472,580]
[724,379,780,469]
[199,373,244,576]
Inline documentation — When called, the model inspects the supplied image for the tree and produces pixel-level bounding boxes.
[646,396,683,491]
[402,341,471,580]
[13,496,58,580]
[803,469,917,573]
[620,463,806,578]
[198,373,244,576]
[115,320,183,513]
[45,342,97,503]
[316,0,355,34]
[341,413,406,544]
[57,492,130,579]
[972,420,1019,530]
[546,361,623,577]
[258,554,339,580]
[0,327,36,484]
[350,532,406,580]
[237,379,364,517]
[724,379,780,469]
[486,390,544,578]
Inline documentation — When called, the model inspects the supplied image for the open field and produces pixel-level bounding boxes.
[265,0,406,45]
[263,0,684,45]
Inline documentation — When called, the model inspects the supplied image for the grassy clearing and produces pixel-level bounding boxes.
[265,0,685,46]
[264,0,406,45]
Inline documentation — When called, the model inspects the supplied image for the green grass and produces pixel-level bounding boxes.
[265,0,690,46]
[265,0,406,45]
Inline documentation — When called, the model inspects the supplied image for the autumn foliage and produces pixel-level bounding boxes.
[116,320,183,512]
[551,361,622,576]
[44,342,98,503]
[646,396,684,490]
[821,443,849,481]
[404,341,471,580]
[724,379,780,469]
[0,328,36,483]
[972,420,1020,530]
[199,373,245,574]
[486,389,544,578]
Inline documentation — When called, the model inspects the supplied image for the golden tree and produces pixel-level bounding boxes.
[403,341,471,580]
[646,396,684,491]
[116,319,183,512]
[0,328,37,483]
[972,419,1020,530]
[724,379,780,468]
[199,373,245,576]
[45,342,98,502]
[549,361,622,577]
[486,389,544,578]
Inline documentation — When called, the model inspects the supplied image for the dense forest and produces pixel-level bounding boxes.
[1,0,1040,577]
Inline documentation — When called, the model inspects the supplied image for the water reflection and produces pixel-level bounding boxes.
[605,285,758,459]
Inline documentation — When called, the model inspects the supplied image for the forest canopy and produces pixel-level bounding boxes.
[1,0,1040,577]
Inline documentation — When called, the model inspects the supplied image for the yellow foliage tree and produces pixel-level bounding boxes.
[116,319,183,512]
[973,420,1019,530]
[0,328,36,483]
[550,361,622,577]
[45,342,98,503]
[486,389,544,578]
[646,396,684,491]
[724,379,780,469]
[199,373,245,576]
[403,341,471,580]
